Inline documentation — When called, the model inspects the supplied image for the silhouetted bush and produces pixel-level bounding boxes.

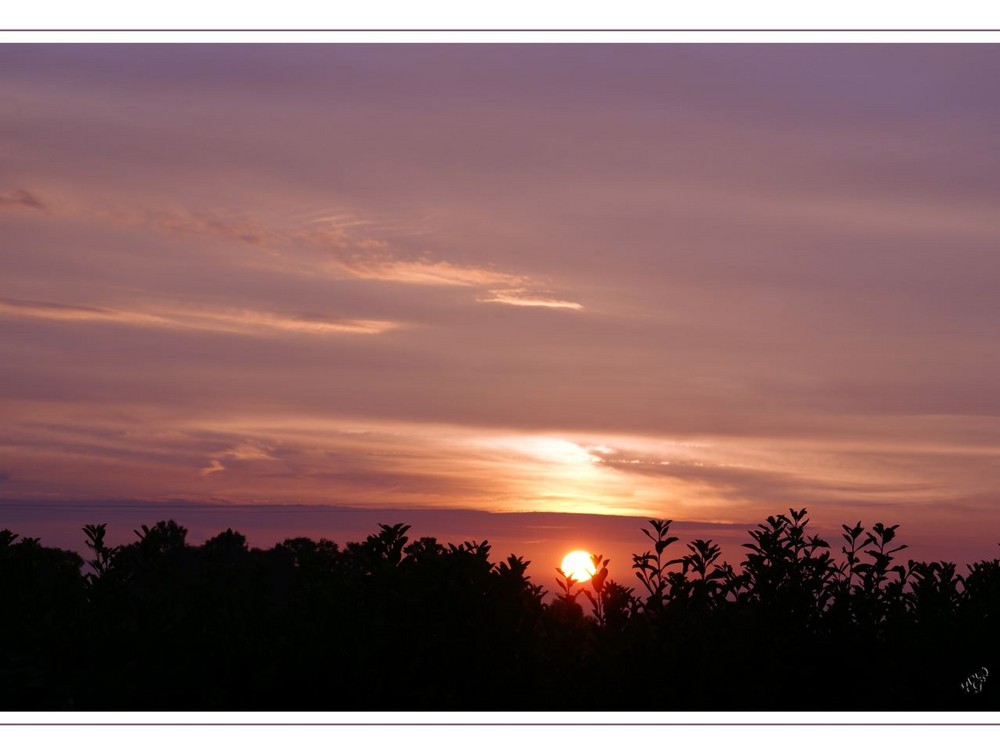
[2,510,1000,710]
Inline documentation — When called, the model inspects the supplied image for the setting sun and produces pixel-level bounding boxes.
[560,550,597,582]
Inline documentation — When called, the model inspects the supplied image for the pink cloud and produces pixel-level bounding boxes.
[0,297,398,336]
[0,189,46,212]
[477,288,584,310]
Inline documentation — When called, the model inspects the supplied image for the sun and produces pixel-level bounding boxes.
[561,550,597,582]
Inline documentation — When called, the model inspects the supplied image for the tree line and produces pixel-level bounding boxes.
[2,508,999,710]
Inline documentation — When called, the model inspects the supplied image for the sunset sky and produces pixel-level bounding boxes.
[3,44,1000,584]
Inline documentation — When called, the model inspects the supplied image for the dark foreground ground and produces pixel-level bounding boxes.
[3,510,999,711]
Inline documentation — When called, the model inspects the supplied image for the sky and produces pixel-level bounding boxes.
[3,44,1000,585]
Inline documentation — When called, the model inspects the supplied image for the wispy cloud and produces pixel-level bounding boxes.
[199,459,225,477]
[324,251,583,311]
[0,297,397,337]
[477,288,584,310]
[171,306,398,336]
[115,208,274,247]
[301,222,580,306]
[332,255,524,287]
[0,189,46,212]
[221,441,276,461]
[144,212,274,245]
[0,297,164,326]
[16,192,585,315]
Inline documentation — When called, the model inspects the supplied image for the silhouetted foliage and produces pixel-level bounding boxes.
[3,509,1000,710]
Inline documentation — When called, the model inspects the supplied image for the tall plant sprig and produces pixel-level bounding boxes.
[839,522,866,592]
[632,519,680,610]
[855,522,909,597]
[82,523,117,586]
[580,553,610,625]
[680,538,729,608]
[555,566,584,605]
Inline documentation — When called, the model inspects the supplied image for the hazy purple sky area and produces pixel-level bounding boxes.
[3,45,1000,579]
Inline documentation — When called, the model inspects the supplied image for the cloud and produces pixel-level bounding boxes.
[0,189,45,212]
[168,306,398,336]
[62,204,287,262]
[585,440,967,514]
[293,214,561,297]
[72,197,587,315]
[117,208,274,247]
[595,450,825,502]
[321,252,584,313]
[0,296,398,337]
[8,186,585,319]
[221,441,276,461]
[119,204,520,289]
[0,297,163,326]
[199,459,225,477]
[477,288,584,310]
[332,255,525,287]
